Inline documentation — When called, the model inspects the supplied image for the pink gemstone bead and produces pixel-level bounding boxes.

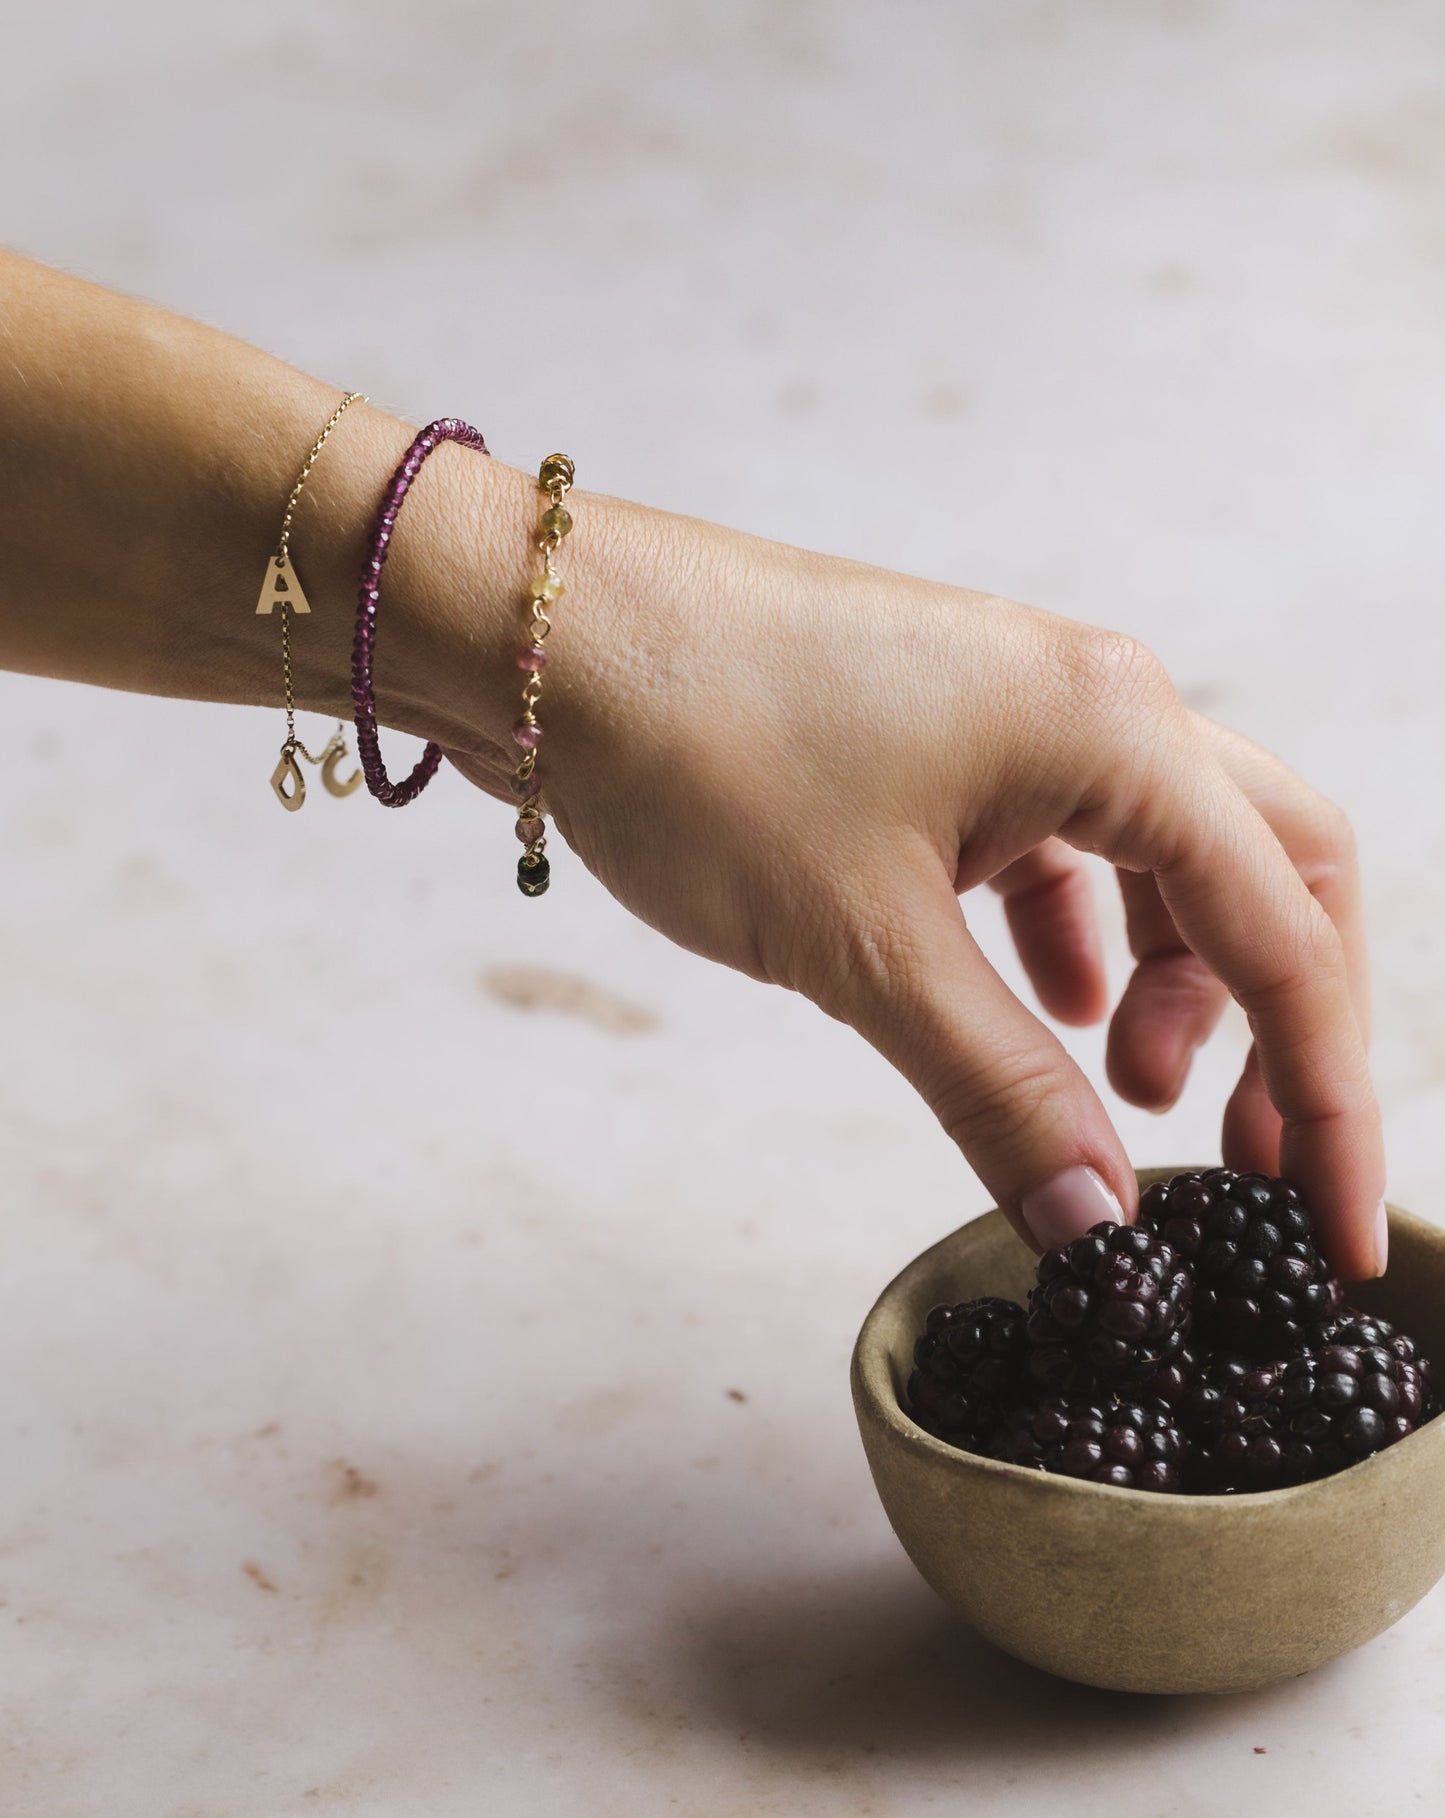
[517,643,548,673]
[510,769,540,798]
[515,815,545,844]
[512,718,543,750]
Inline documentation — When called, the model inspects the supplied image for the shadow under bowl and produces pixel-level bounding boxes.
[851,1170,1445,1694]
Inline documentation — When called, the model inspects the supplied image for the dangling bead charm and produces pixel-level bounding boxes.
[518,852,550,896]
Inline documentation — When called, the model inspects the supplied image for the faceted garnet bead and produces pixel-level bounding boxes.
[992,1394,1188,1493]
[512,717,543,749]
[1138,1168,1342,1358]
[907,1296,1028,1455]
[1026,1222,1193,1389]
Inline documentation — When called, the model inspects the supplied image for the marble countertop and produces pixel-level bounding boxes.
[3,4,1444,1812]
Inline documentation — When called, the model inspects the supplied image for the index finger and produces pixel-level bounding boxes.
[1144,766,1384,1281]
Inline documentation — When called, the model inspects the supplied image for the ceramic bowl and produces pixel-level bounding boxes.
[851,1169,1445,1694]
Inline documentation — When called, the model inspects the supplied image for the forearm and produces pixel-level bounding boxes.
[0,248,538,763]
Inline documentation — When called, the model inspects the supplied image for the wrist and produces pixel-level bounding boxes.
[290,402,701,821]
[284,403,534,764]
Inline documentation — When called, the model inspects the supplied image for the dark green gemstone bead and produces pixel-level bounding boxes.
[517,853,551,897]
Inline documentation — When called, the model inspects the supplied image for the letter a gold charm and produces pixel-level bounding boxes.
[255,551,313,616]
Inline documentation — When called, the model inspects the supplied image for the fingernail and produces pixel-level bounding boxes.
[1374,1199,1389,1277]
[1019,1165,1124,1253]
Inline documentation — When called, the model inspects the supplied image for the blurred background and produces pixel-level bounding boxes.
[2,3,1443,1813]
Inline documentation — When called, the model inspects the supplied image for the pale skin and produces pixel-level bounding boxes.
[0,248,1385,1278]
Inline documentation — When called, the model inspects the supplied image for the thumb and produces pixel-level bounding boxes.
[830,865,1137,1252]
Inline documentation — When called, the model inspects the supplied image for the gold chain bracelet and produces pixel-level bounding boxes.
[511,453,575,897]
[256,391,366,811]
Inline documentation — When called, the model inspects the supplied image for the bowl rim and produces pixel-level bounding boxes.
[852,1177,1445,1509]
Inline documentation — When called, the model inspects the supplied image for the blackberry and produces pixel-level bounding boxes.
[1184,1351,1282,1435]
[907,1296,1028,1452]
[1276,1341,1431,1478]
[1026,1222,1192,1391]
[895,1171,1442,1498]
[1138,1168,1342,1356]
[1137,1344,1199,1410]
[993,1394,1186,1493]
[1319,1310,1441,1412]
[1183,1354,1301,1492]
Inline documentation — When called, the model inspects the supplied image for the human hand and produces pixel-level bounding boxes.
[444,484,1383,1281]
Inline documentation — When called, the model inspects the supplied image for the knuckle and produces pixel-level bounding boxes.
[798,890,921,1021]
[1130,952,1223,1021]
[930,1049,1070,1157]
[1300,795,1358,883]
[1049,628,1194,865]
[1062,625,1178,721]
[1236,902,1348,1018]
[848,907,932,1008]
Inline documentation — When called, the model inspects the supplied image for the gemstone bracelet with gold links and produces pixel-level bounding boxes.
[513,452,575,897]
[348,425,574,897]
[256,390,367,811]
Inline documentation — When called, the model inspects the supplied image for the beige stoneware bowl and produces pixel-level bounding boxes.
[851,1169,1445,1694]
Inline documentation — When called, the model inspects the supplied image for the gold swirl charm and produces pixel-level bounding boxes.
[319,729,364,798]
[259,390,367,809]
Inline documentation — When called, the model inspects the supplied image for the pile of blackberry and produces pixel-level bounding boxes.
[906,1168,1440,1496]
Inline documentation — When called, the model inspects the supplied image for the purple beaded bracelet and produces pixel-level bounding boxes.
[351,417,489,807]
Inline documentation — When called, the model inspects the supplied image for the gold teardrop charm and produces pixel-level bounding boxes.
[320,733,364,798]
[270,749,306,811]
[255,551,313,616]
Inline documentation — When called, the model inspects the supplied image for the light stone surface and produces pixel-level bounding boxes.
[2,3,1444,1813]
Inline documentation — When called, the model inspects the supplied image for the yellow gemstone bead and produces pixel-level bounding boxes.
[530,570,565,602]
[539,453,575,490]
[541,505,573,539]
